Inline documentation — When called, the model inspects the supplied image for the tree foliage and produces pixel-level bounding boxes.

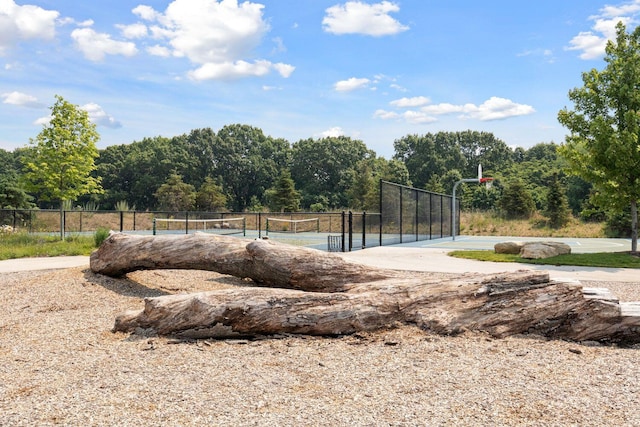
[213,124,290,212]
[265,169,300,212]
[291,136,374,210]
[558,22,640,251]
[499,179,535,219]
[154,173,196,212]
[196,177,228,212]
[545,173,571,228]
[22,95,102,204]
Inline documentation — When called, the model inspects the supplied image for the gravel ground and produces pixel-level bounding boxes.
[1,267,639,426]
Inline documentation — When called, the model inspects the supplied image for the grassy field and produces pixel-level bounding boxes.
[460,211,605,238]
[449,250,640,269]
[0,233,96,260]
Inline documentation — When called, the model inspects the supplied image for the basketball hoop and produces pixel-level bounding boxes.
[480,177,494,190]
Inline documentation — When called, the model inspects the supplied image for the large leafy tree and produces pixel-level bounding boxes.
[558,22,640,252]
[393,131,512,189]
[213,124,290,211]
[291,136,374,209]
[22,95,102,238]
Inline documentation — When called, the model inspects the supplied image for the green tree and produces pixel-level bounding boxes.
[393,131,512,188]
[22,95,102,239]
[154,173,196,211]
[558,22,640,252]
[545,173,571,228]
[196,177,228,211]
[214,124,290,211]
[291,136,374,209]
[265,170,300,212]
[0,149,33,209]
[499,179,535,219]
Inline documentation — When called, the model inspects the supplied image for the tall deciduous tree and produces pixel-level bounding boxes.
[291,136,374,209]
[22,95,102,239]
[558,22,640,252]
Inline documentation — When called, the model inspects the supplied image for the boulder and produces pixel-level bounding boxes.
[494,241,524,254]
[520,242,571,259]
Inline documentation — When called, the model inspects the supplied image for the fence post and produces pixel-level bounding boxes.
[258,212,262,239]
[119,211,124,232]
[13,209,17,229]
[429,193,433,240]
[341,211,346,252]
[440,195,444,238]
[399,186,403,243]
[133,211,136,231]
[185,211,189,234]
[362,211,366,249]
[415,190,419,241]
[348,211,353,252]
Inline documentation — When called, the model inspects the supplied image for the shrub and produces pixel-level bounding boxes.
[94,227,111,247]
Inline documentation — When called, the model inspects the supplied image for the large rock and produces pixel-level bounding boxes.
[494,241,524,254]
[520,242,571,259]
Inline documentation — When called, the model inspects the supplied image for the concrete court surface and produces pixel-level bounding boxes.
[339,235,639,282]
[0,235,637,282]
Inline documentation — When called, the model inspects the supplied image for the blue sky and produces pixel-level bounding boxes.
[0,0,637,158]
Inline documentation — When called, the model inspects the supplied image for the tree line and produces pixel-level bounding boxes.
[1,121,588,224]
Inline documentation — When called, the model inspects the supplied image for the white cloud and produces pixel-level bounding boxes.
[322,1,409,36]
[334,77,371,91]
[134,0,294,80]
[33,115,51,126]
[389,83,407,92]
[273,62,295,78]
[460,97,535,121]
[132,5,162,22]
[390,96,430,107]
[188,60,272,80]
[375,96,535,123]
[566,1,640,60]
[373,109,399,119]
[1,91,44,108]
[71,27,137,61]
[33,102,122,128]
[147,44,171,57]
[320,126,345,137]
[0,0,59,54]
[402,110,437,124]
[421,103,465,115]
[81,103,122,128]
[117,22,148,39]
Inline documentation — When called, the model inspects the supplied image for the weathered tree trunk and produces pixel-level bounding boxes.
[90,232,396,292]
[93,233,640,344]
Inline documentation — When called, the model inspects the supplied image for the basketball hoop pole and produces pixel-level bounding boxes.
[451,165,493,241]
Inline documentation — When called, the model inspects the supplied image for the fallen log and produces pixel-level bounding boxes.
[93,233,640,344]
[90,232,396,292]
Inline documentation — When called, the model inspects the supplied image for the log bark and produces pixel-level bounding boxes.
[92,233,640,344]
[90,232,396,292]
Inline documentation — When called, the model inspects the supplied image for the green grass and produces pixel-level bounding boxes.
[0,233,95,260]
[449,250,640,269]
